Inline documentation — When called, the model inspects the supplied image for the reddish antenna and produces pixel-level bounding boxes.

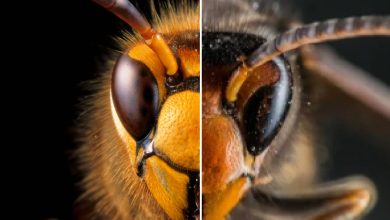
[92,0,178,75]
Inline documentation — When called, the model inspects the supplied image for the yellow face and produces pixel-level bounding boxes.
[113,88,199,220]
[111,23,200,220]
[78,2,201,218]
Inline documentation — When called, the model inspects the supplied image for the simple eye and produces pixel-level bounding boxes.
[111,54,159,140]
[241,58,292,155]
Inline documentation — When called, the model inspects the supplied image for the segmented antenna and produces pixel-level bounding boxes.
[92,0,178,75]
[226,16,390,102]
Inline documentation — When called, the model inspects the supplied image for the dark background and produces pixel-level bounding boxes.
[11,0,389,219]
[295,1,390,220]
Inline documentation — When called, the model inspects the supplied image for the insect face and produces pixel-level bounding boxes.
[79,1,199,219]
[202,0,389,220]
[202,29,295,220]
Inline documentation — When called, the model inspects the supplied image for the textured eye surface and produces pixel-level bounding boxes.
[242,58,292,155]
[112,54,159,140]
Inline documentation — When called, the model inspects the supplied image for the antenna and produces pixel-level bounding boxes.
[226,16,390,102]
[92,0,178,75]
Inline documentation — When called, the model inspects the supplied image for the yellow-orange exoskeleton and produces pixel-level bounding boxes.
[77,1,199,219]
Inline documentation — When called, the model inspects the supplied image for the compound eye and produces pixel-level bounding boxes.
[242,58,292,155]
[112,54,159,140]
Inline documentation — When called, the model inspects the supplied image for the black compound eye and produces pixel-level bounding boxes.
[112,54,159,140]
[242,58,292,155]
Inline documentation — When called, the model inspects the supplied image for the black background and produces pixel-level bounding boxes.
[10,0,389,219]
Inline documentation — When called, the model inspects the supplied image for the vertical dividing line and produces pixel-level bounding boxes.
[199,0,203,218]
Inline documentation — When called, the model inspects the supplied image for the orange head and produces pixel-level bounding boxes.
[93,0,200,219]
[202,32,293,220]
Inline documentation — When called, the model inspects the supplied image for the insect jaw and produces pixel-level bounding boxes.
[132,133,200,220]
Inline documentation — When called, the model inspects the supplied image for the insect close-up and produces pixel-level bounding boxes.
[75,0,199,219]
[26,0,390,219]
[202,0,390,219]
